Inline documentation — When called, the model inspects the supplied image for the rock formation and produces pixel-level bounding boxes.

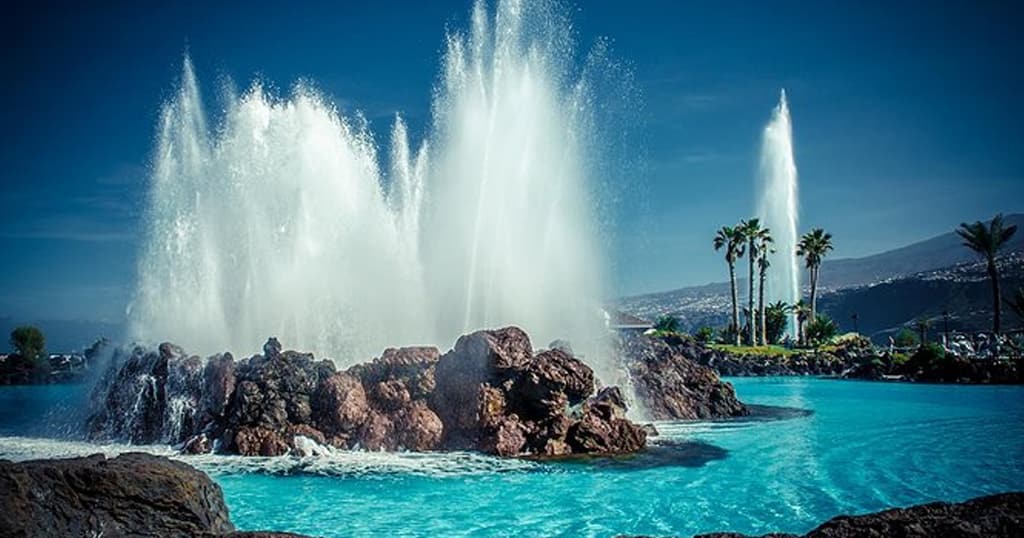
[0,452,312,537]
[688,492,1023,537]
[89,327,649,458]
[618,334,748,420]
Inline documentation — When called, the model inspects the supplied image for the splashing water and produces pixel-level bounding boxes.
[756,90,800,336]
[129,0,616,365]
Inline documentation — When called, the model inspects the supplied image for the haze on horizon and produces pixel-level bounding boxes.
[1,0,1022,333]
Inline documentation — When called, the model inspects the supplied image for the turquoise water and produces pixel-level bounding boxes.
[1,378,1022,536]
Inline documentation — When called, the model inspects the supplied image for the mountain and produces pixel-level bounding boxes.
[819,213,1024,290]
[618,214,1024,341]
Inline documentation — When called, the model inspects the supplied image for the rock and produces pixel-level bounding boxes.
[202,353,236,421]
[219,339,336,452]
[358,411,395,451]
[0,453,234,537]
[88,328,650,458]
[565,387,647,454]
[432,327,535,447]
[348,346,440,400]
[313,372,369,436]
[619,334,748,420]
[233,426,290,456]
[691,492,1024,538]
[396,400,444,451]
[182,432,212,454]
[511,348,594,419]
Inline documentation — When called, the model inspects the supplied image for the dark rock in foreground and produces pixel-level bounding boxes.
[0,453,313,538]
[619,492,1024,538]
[618,333,748,420]
[89,327,649,458]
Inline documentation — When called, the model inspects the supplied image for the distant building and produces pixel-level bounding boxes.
[604,310,654,333]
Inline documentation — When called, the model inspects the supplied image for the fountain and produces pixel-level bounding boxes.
[756,90,800,336]
[129,0,615,365]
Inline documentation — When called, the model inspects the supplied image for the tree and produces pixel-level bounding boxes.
[740,218,769,346]
[793,299,811,346]
[764,301,790,345]
[654,315,681,333]
[805,314,838,346]
[893,327,920,348]
[912,318,933,346]
[714,225,746,346]
[797,228,834,320]
[957,214,1018,334]
[10,326,45,364]
[756,233,775,345]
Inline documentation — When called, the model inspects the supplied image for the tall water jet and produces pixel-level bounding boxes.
[756,90,800,337]
[130,0,614,366]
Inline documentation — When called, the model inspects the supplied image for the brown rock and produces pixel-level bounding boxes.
[359,411,395,451]
[0,453,234,537]
[313,372,369,435]
[396,400,444,451]
[233,426,290,456]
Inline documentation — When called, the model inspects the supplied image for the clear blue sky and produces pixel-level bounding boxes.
[1,0,1022,325]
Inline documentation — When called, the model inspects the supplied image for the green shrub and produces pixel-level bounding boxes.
[893,328,919,348]
[805,314,839,346]
[694,326,715,343]
[654,315,681,333]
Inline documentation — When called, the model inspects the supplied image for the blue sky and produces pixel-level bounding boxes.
[1,0,1022,327]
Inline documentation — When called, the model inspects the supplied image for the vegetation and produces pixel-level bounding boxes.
[740,219,770,346]
[654,315,681,333]
[912,318,933,345]
[3,326,50,384]
[694,326,715,343]
[893,327,920,348]
[709,343,795,357]
[793,299,811,346]
[805,314,839,346]
[956,213,1017,334]
[764,301,789,345]
[10,326,46,363]
[756,233,775,346]
[713,225,746,346]
[797,228,834,321]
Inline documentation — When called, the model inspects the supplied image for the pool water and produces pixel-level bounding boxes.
[1,377,1022,537]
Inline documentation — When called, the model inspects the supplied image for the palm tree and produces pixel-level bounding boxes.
[796,228,834,320]
[912,317,933,346]
[740,219,769,346]
[714,225,746,346]
[957,214,1018,335]
[793,299,811,346]
[757,235,775,346]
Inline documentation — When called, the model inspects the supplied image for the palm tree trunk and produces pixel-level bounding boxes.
[729,262,740,346]
[748,246,756,346]
[758,266,767,345]
[810,265,819,320]
[990,258,1002,335]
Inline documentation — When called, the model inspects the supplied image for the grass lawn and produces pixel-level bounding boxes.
[708,344,797,357]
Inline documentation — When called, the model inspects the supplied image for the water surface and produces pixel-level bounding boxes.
[1,378,1021,537]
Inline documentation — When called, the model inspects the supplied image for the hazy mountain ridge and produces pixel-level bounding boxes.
[619,214,1024,340]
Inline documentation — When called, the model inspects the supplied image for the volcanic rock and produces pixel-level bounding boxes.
[619,334,748,420]
[690,492,1024,538]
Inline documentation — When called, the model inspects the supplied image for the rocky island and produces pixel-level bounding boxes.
[88,327,659,458]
